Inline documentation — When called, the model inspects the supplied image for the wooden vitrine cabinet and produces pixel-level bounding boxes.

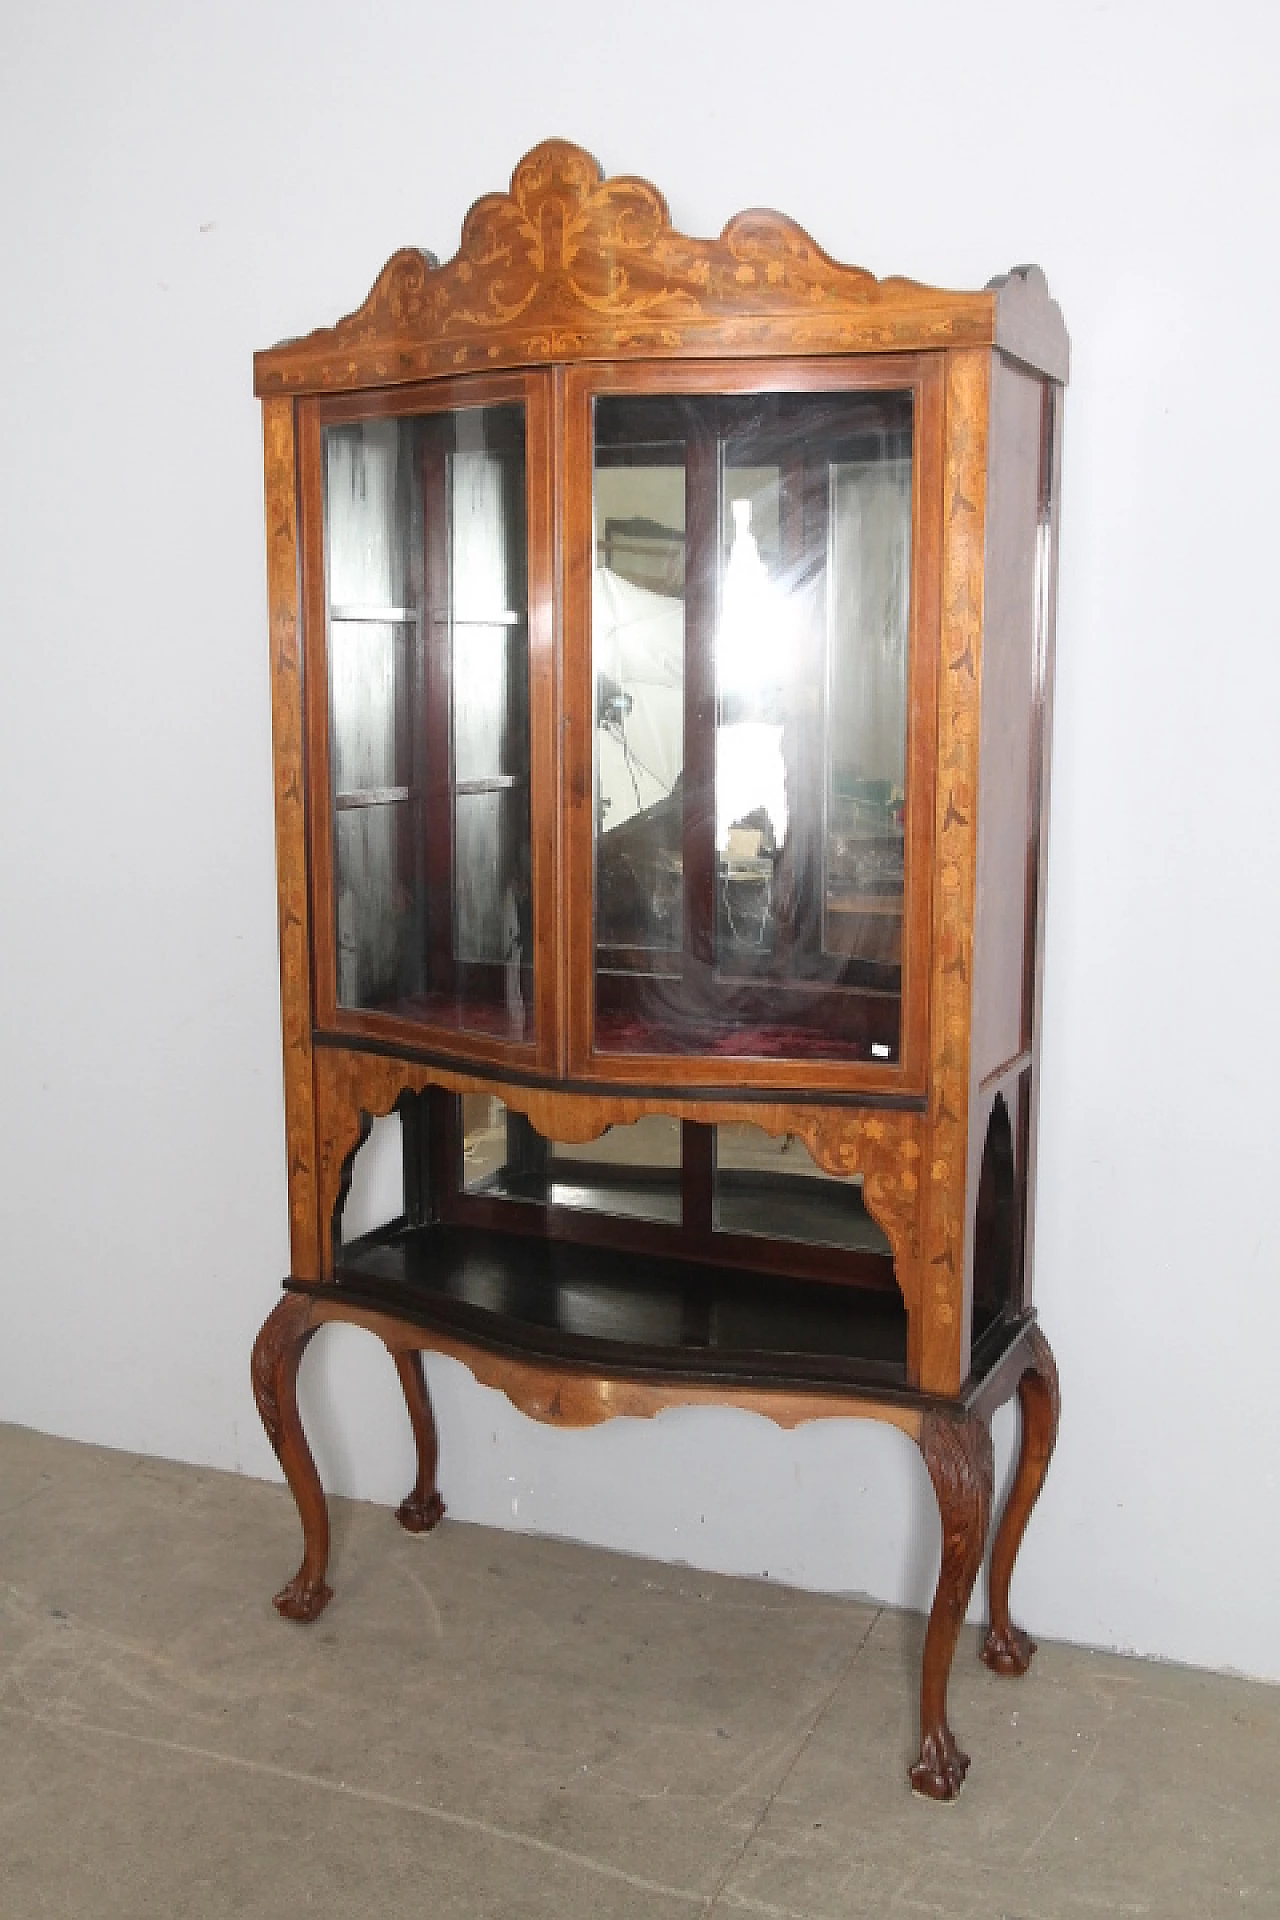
[252,141,1067,1800]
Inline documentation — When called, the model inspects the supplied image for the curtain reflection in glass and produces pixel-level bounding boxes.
[592,408,686,959]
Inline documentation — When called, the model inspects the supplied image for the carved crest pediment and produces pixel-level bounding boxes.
[255,139,1065,394]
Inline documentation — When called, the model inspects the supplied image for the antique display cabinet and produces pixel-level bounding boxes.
[251,140,1067,1800]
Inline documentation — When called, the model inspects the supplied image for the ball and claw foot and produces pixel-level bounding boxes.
[981,1622,1036,1676]
[272,1572,334,1623]
[396,1490,446,1534]
[909,1728,971,1802]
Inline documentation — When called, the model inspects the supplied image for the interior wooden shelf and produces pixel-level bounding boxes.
[316,1223,911,1390]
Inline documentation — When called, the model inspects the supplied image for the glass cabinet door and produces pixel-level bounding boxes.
[581,374,931,1076]
[313,392,540,1048]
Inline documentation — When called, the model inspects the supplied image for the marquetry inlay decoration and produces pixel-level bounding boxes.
[261,398,320,1281]
[253,139,1014,395]
[311,1047,924,1311]
[918,348,990,1394]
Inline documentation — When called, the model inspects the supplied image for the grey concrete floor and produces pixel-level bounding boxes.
[1,1423,1276,1919]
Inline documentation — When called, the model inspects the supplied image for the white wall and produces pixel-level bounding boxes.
[2,0,1277,1681]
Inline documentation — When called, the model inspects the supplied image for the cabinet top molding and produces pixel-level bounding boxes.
[253,139,1068,397]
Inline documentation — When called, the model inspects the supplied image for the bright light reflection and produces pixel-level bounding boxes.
[715,499,790,854]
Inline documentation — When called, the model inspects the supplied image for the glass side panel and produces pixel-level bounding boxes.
[460,1096,682,1224]
[323,405,533,1040]
[714,1123,892,1254]
[591,390,912,1066]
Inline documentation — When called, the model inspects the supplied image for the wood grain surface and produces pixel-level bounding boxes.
[254,140,1065,396]
[261,398,320,1281]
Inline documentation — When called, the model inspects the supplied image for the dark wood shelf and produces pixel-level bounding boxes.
[315,1222,909,1391]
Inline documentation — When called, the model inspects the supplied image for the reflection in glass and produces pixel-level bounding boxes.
[590,389,912,1065]
[593,406,686,960]
[460,1092,520,1191]
[323,405,533,1038]
[826,452,911,968]
[461,1096,681,1225]
[715,1124,891,1254]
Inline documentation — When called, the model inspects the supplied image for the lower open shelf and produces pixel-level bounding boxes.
[312,1221,910,1392]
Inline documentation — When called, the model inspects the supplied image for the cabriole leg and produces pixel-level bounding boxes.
[909,1408,994,1801]
[393,1348,447,1534]
[982,1325,1061,1675]
[250,1291,333,1622]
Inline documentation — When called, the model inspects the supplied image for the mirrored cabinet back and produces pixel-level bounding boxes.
[251,139,1067,1801]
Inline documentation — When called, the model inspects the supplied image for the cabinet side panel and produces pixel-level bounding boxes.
[263,398,321,1279]
[919,349,990,1396]
[970,358,1045,1085]
[1020,382,1064,1308]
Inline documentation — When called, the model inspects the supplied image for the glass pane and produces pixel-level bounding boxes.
[461,1097,681,1225]
[454,787,532,971]
[330,620,409,796]
[593,399,687,986]
[715,1123,891,1254]
[323,404,533,1041]
[548,1117,681,1225]
[591,390,911,1066]
[826,452,911,971]
[454,624,521,787]
[335,804,420,1008]
[460,1092,523,1191]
